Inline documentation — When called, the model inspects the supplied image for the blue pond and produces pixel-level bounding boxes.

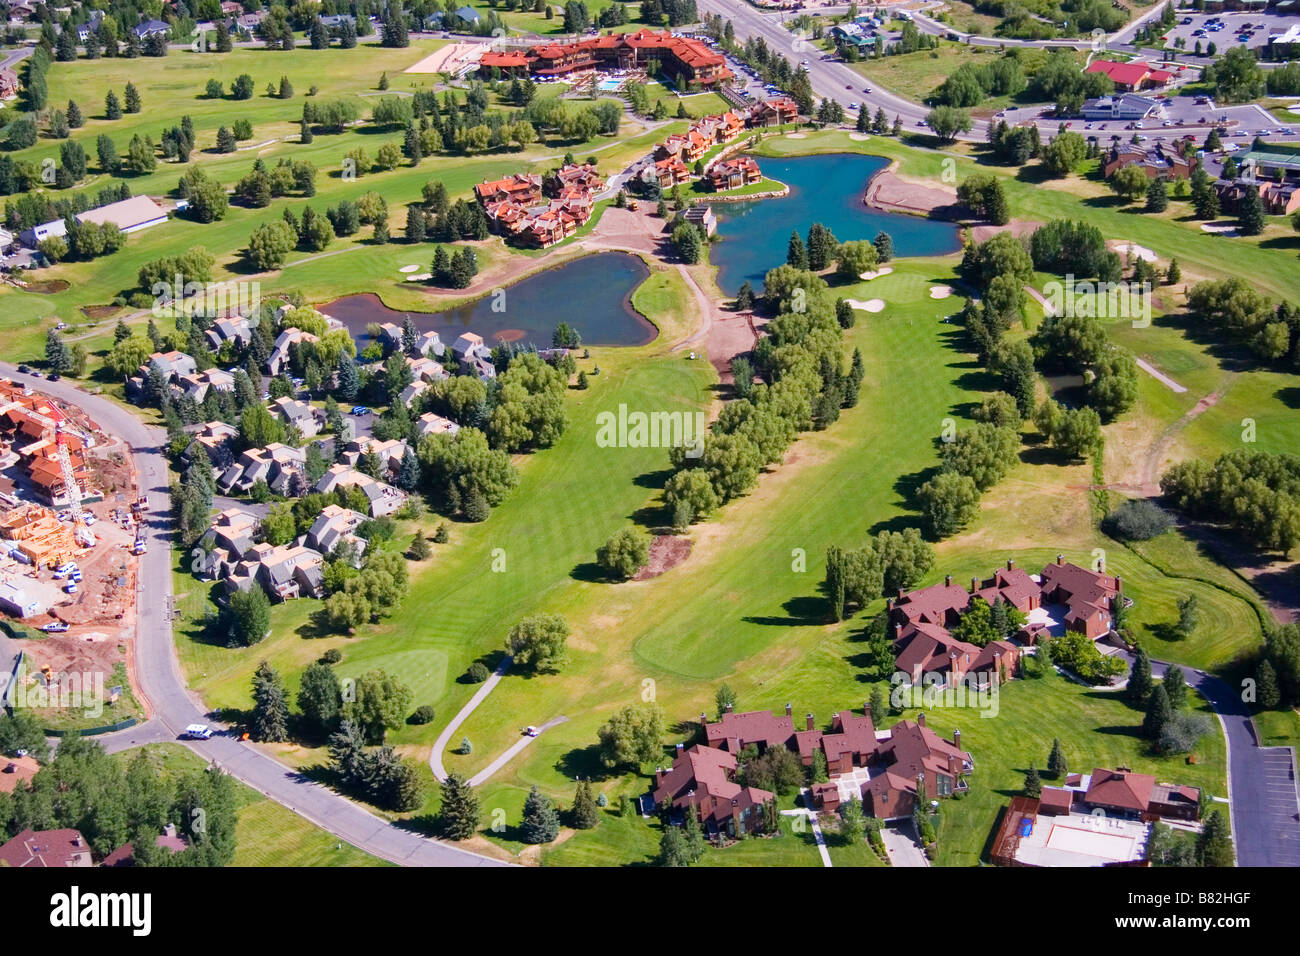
[708,153,962,295]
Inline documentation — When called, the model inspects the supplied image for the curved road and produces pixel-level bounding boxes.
[2,364,505,867]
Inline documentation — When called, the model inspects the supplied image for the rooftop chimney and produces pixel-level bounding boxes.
[700,712,707,725]
[806,713,815,731]
[945,574,953,587]
[1056,553,1064,565]
[725,702,733,713]
[971,576,979,594]
[894,623,903,639]
[917,712,926,727]
[897,587,905,600]
[1115,575,1123,593]
[953,728,961,749]
[1006,558,1014,571]
[675,742,684,753]
[785,702,792,717]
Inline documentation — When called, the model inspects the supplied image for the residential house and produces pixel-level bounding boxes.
[205,315,255,352]
[304,504,368,562]
[862,715,972,819]
[0,828,94,867]
[747,97,799,127]
[245,543,325,601]
[652,744,773,837]
[0,754,40,795]
[101,824,189,866]
[270,397,325,439]
[683,202,717,236]
[702,706,796,754]
[417,412,460,440]
[196,508,260,579]
[708,156,762,191]
[173,367,235,404]
[1101,142,1194,182]
[312,465,407,517]
[1039,556,1122,641]
[794,708,877,776]
[218,442,307,495]
[653,156,691,189]
[183,421,241,467]
[267,327,319,376]
[133,18,170,39]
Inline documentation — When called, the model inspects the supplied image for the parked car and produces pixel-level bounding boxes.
[63,582,77,594]
[41,622,69,633]
[182,724,213,740]
[16,364,29,373]
[351,405,369,416]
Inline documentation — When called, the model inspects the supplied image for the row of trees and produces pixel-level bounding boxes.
[1160,450,1300,554]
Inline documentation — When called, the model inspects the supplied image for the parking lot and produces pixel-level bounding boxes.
[1159,11,1299,54]
[1247,748,1300,867]
[999,97,1297,141]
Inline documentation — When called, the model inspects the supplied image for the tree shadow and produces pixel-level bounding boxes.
[742,595,826,627]
[555,743,617,782]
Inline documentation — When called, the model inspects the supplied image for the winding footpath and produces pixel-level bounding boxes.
[2,364,505,868]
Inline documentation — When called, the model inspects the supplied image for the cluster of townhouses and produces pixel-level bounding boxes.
[888,557,1126,689]
[473,164,606,248]
[653,704,973,837]
[0,380,94,509]
[648,110,758,191]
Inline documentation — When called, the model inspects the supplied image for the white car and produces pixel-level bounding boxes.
[524,726,540,737]
[41,622,69,633]
[182,724,213,740]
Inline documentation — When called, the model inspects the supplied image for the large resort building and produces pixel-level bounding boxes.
[479,29,733,87]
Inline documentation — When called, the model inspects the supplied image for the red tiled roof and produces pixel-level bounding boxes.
[1084,767,1155,813]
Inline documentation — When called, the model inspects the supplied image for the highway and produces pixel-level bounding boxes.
[2,364,506,867]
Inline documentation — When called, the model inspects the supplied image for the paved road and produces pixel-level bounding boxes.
[700,0,1285,146]
[1137,654,1300,867]
[1,366,505,867]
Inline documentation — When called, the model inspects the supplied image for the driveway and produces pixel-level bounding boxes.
[880,820,929,867]
[1,365,505,867]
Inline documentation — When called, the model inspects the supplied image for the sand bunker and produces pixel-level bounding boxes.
[849,132,870,141]
[405,43,483,74]
[1200,223,1239,237]
[859,265,894,281]
[929,285,953,299]
[399,264,420,273]
[785,132,807,139]
[404,273,433,282]
[844,298,885,313]
[1110,241,1158,263]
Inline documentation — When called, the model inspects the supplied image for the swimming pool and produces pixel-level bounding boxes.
[597,78,623,91]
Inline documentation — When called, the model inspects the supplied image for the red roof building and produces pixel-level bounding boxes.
[478,30,731,86]
[862,715,972,819]
[0,828,94,867]
[703,706,796,753]
[652,744,774,836]
[1086,59,1175,92]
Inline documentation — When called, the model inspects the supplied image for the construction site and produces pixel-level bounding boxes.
[0,378,146,729]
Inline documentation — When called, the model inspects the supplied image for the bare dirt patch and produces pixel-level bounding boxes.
[705,311,758,382]
[969,219,1043,244]
[20,279,71,294]
[80,305,121,320]
[634,534,692,580]
[864,168,960,218]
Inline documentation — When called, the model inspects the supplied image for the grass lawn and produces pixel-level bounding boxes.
[112,743,388,866]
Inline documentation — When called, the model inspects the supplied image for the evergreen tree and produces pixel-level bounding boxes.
[873,230,894,263]
[1256,657,1280,710]
[1143,684,1172,742]
[1145,176,1169,212]
[1024,764,1042,797]
[1047,738,1067,778]
[66,99,84,128]
[571,780,600,829]
[1165,258,1181,285]
[1237,184,1265,236]
[520,784,561,843]
[1197,809,1234,866]
[124,81,141,113]
[105,90,122,119]
[405,205,426,242]
[439,773,480,839]
[251,660,290,742]
[1127,645,1154,703]
[1163,665,1188,711]
[786,229,808,269]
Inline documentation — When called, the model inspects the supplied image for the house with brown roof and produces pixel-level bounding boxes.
[1101,142,1194,182]
[1039,556,1122,641]
[794,709,877,775]
[862,715,972,819]
[0,828,94,867]
[703,704,796,753]
[653,155,690,188]
[652,744,774,837]
[709,156,762,192]
[747,97,799,127]
[1055,767,1201,822]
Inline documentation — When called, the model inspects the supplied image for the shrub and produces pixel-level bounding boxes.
[1102,498,1174,541]
[320,648,343,665]
[1158,712,1212,755]
[408,704,436,725]
[466,662,490,683]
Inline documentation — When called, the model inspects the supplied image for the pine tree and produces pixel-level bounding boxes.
[892,115,903,136]
[1256,658,1280,710]
[1024,764,1042,797]
[66,99,84,128]
[105,90,122,120]
[1127,645,1153,703]
[570,780,600,830]
[1197,809,1234,866]
[873,230,894,263]
[1165,258,1181,285]
[1237,184,1265,236]
[406,205,426,242]
[786,230,808,269]
[1143,684,1171,742]
[520,785,561,844]
[124,81,141,113]
[1047,738,1067,779]
[439,773,480,840]
[251,660,290,742]
[336,353,360,402]
[1145,176,1168,213]
[1163,665,1188,711]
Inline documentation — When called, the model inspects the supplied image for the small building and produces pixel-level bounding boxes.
[270,397,325,438]
[683,203,716,236]
[1080,93,1158,122]
[1085,59,1174,92]
[75,195,169,235]
[0,579,44,618]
